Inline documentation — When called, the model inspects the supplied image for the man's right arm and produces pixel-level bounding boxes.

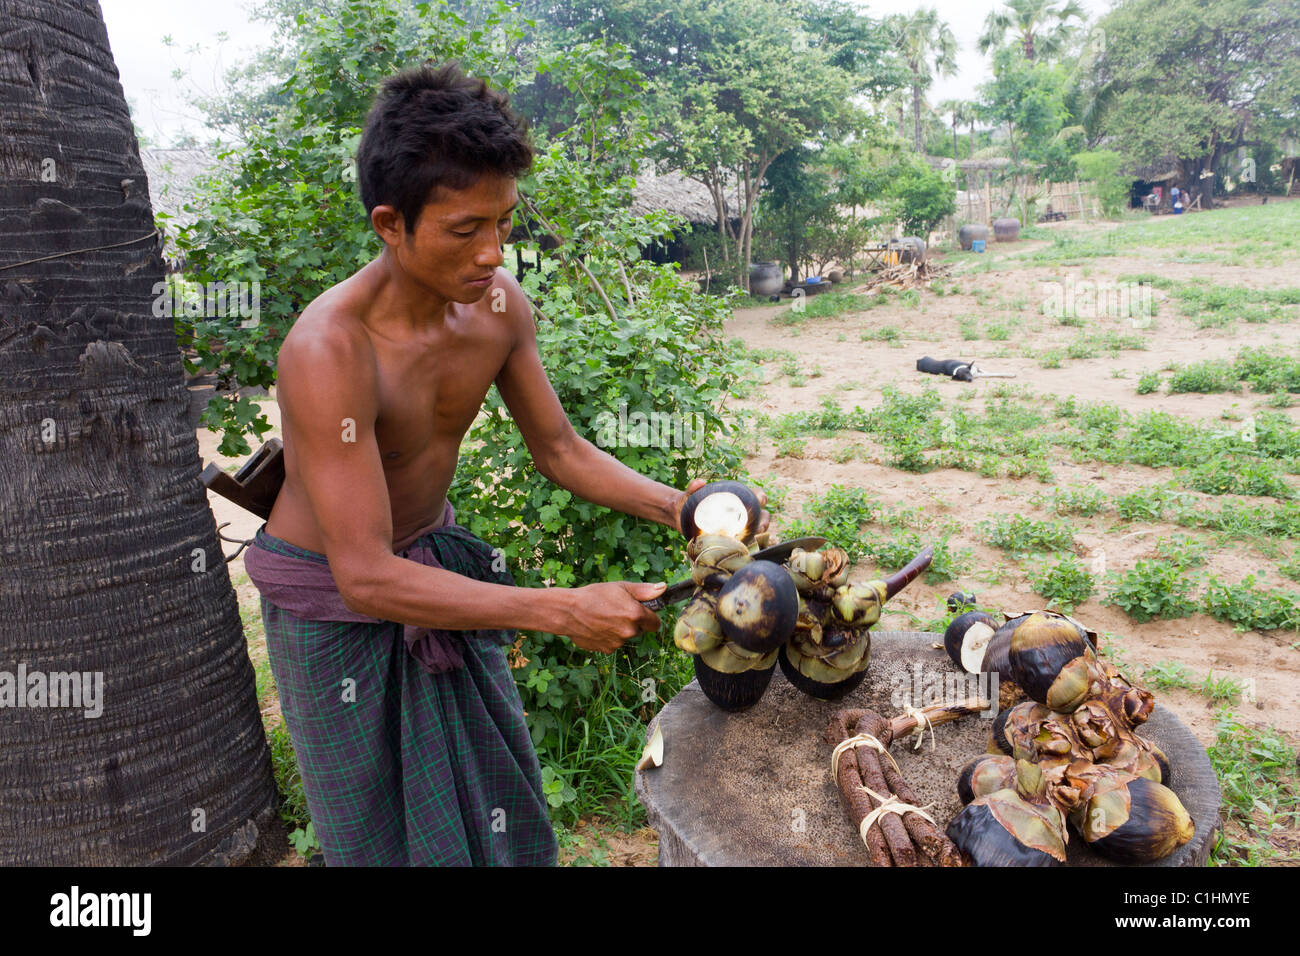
[275,320,663,652]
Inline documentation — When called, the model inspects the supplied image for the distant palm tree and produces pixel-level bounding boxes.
[978,0,1085,61]
[938,99,977,164]
[0,0,277,863]
[889,9,957,153]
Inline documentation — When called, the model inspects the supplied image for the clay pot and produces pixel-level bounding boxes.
[993,218,1021,242]
[748,262,783,296]
[958,223,989,251]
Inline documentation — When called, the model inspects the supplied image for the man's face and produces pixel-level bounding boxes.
[385,173,518,304]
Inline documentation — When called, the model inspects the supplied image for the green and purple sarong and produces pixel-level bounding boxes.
[244,506,557,866]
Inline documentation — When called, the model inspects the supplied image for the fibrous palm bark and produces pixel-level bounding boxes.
[0,0,277,864]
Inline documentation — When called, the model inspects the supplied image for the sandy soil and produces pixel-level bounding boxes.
[725,235,1300,752]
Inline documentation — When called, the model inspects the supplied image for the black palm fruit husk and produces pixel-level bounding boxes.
[716,560,799,653]
[1067,767,1194,863]
[990,701,1051,757]
[1008,611,1095,706]
[693,653,777,712]
[679,480,762,543]
[981,615,1027,683]
[947,761,1067,866]
[957,754,1017,805]
[944,610,998,673]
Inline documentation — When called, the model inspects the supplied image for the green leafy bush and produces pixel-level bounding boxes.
[1201,576,1300,632]
[1207,710,1300,866]
[887,158,956,237]
[1071,150,1127,217]
[1168,360,1241,394]
[979,514,1076,553]
[1028,555,1096,612]
[1105,560,1198,622]
[1136,370,1160,394]
[1184,458,1293,498]
[783,485,882,557]
[1033,484,1108,517]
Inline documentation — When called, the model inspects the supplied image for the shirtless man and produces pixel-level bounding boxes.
[243,64,763,866]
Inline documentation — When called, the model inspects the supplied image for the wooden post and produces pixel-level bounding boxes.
[985,170,992,225]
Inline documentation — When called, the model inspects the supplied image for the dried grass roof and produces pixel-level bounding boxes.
[631,167,735,224]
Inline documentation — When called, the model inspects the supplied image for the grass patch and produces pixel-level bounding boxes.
[980,514,1076,553]
[1201,574,1300,632]
[775,289,871,323]
[1207,710,1300,866]
[1031,484,1108,517]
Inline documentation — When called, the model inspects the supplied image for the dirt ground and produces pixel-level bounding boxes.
[200,204,1298,867]
[725,220,1300,752]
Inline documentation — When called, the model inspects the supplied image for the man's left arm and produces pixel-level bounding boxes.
[491,272,707,532]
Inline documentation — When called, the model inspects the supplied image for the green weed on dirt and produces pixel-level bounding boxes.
[1208,710,1300,866]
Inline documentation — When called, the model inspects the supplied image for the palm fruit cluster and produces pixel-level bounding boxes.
[943,610,1194,865]
[779,547,876,701]
[674,481,797,711]
[673,534,799,710]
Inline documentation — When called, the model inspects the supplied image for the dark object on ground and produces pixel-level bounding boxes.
[957,223,989,251]
[1038,210,1066,222]
[993,217,1021,241]
[749,261,783,296]
[916,356,1017,380]
[201,438,285,519]
[636,631,1220,866]
[947,592,978,612]
[791,279,832,297]
[893,236,926,264]
[917,356,975,381]
[768,294,780,302]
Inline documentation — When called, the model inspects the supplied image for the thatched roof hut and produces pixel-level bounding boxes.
[1122,156,1179,182]
[630,167,734,224]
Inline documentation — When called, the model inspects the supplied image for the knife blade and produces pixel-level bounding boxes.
[641,536,828,611]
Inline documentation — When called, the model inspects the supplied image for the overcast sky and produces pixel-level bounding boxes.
[102,0,1116,146]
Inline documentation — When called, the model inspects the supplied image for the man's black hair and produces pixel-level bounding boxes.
[356,63,533,232]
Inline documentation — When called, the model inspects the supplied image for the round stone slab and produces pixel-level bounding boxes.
[635,630,1220,866]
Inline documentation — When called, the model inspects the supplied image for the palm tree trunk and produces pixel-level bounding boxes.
[912,80,923,152]
[0,0,277,864]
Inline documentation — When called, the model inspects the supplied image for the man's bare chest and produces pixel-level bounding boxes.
[370,336,506,461]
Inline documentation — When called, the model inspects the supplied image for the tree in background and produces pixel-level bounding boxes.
[978,0,1085,61]
[888,158,957,239]
[1087,0,1300,204]
[528,0,875,289]
[888,8,957,153]
[752,131,896,281]
[978,46,1076,216]
[1071,149,1127,216]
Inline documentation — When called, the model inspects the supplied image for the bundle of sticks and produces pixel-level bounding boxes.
[860,259,951,291]
[825,699,987,867]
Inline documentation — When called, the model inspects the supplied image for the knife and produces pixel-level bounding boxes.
[641,536,828,611]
